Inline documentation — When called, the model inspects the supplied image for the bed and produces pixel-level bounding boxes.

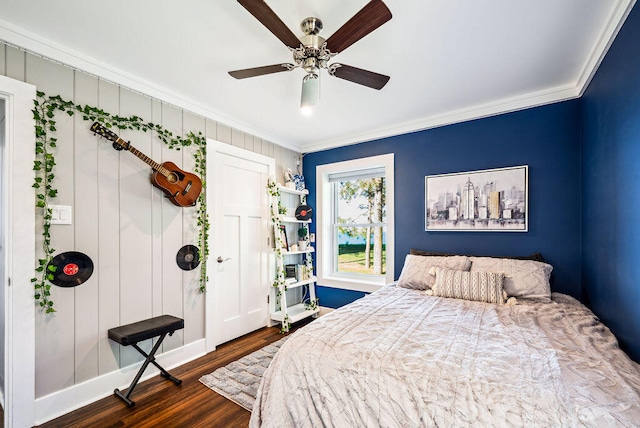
[250,253,640,427]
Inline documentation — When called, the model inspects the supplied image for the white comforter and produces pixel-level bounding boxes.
[250,286,640,427]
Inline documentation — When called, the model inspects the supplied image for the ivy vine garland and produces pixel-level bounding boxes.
[267,179,286,304]
[32,92,210,313]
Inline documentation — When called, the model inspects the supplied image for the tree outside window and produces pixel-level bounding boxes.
[333,176,386,277]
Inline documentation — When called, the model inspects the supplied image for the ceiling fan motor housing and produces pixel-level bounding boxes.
[301,17,323,35]
[299,17,332,72]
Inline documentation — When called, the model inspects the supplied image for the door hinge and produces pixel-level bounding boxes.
[7,277,10,286]
[267,295,270,304]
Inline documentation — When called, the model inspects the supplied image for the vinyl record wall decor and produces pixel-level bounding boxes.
[47,251,94,287]
[176,245,201,271]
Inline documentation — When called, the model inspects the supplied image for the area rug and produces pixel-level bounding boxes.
[199,337,288,411]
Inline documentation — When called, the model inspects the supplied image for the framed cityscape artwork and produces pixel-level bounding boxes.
[425,165,528,232]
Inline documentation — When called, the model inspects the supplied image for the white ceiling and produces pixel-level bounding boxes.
[0,0,635,153]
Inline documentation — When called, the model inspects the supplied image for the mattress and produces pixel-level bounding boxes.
[250,286,640,427]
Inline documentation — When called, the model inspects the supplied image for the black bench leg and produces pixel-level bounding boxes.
[132,343,182,385]
[113,332,181,406]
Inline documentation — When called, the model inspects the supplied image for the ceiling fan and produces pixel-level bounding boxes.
[229,0,392,114]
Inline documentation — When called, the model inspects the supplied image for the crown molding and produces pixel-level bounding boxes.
[0,19,303,153]
[301,83,580,153]
[576,0,636,96]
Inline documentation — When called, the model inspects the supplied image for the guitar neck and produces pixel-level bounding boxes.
[117,137,170,177]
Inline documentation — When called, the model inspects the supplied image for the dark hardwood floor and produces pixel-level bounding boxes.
[37,321,309,428]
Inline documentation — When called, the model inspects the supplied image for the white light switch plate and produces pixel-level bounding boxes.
[49,204,72,225]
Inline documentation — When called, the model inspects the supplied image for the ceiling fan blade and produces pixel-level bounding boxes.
[237,0,301,49]
[329,64,390,90]
[229,64,296,79]
[325,0,392,54]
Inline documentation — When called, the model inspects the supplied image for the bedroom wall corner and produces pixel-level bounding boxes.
[580,2,640,362]
[305,101,582,308]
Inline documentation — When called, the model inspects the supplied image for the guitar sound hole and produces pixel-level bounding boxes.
[167,173,178,184]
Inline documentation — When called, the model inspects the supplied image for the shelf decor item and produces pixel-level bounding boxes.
[284,168,296,189]
[296,264,308,281]
[279,225,289,251]
[298,227,308,251]
[293,174,306,191]
[295,204,312,221]
[285,264,297,278]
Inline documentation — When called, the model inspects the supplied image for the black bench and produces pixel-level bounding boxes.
[108,315,184,406]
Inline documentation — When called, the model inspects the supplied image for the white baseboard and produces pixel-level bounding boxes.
[34,338,206,425]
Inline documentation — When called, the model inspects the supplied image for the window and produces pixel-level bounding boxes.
[316,154,394,292]
[332,169,386,277]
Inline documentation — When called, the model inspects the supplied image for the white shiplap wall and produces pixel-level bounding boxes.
[0,42,301,399]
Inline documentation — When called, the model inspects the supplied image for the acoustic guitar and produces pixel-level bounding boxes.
[90,122,202,207]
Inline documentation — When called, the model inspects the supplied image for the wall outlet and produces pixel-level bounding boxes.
[309,233,315,243]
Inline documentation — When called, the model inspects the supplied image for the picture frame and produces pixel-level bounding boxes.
[425,165,528,232]
[285,264,297,278]
[278,224,289,250]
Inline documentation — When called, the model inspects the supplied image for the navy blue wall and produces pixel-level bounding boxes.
[305,101,582,307]
[581,5,640,361]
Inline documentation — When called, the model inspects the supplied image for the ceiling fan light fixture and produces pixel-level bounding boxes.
[301,73,319,115]
[232,0,392,109]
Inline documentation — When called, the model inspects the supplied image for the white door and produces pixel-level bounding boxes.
[0,98,5,410]
[1,75,37,428]
[206,141,274,349]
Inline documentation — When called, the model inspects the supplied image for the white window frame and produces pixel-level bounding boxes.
[316,154,394,293]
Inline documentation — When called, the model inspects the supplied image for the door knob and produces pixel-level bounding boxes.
[217,256,231,263]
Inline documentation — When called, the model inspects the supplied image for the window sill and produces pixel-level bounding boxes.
[317,275,384,293]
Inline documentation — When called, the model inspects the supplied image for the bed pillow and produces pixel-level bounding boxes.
[397,254,471,290]
[468,257,552,300]
[429,267,508,305]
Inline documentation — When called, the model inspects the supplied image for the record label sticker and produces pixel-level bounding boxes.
[63,263,79,276]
